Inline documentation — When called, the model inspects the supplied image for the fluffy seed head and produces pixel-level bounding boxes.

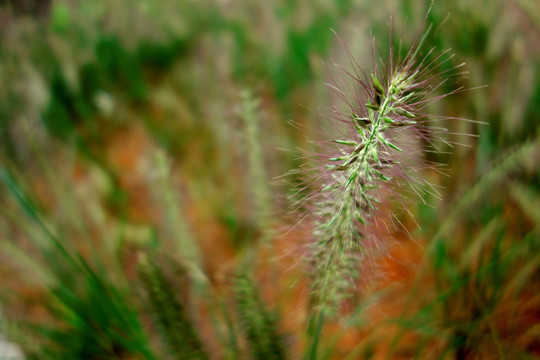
[302,23,468,316]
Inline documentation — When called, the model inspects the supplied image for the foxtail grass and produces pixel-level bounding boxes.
[303,21,468,319]
[138,255,208,360]
[233,271,286,360]
[240,89,273,234]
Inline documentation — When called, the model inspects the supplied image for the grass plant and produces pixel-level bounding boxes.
[0,1,538,359]
[303,15,470,312]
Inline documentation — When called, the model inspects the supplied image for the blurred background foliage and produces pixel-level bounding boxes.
[0,0,538,359]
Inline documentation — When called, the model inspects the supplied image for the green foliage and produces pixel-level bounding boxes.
[37,261,156,360]
[0,167,156,360]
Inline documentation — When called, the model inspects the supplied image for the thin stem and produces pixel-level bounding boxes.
[304,312,325,360]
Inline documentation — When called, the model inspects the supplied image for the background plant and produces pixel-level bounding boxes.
[0,0,538,359]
